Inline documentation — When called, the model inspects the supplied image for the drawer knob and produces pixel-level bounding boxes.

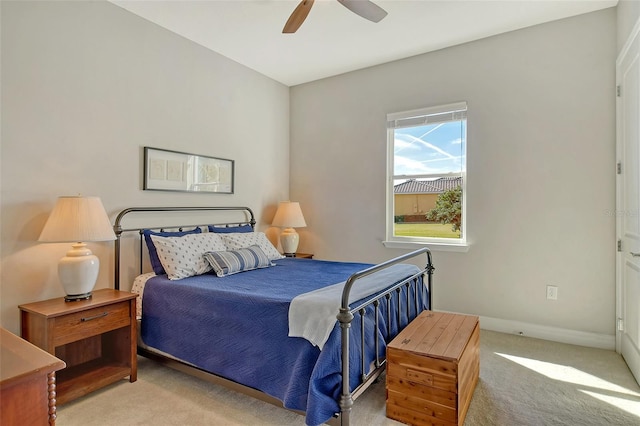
[81,312,108,322]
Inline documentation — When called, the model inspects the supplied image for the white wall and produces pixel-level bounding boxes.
[0,1,290,334]
[290,9,617,340]
[617,0,640,54]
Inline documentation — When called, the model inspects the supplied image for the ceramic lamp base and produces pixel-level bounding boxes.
[280,227,299,255]
[59,242,99,302]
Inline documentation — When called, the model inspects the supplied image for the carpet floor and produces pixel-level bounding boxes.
[57,330,640,425]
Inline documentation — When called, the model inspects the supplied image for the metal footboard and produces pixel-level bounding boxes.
[336,247,434,426]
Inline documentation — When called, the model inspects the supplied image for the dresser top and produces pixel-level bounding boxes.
[0,328,65,384]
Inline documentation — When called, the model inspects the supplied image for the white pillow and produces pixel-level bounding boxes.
[220,232,284,261]
[150,232,227,280]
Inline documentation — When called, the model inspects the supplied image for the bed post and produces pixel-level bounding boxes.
[337,309,354,426]
[426,250,435,310]
[112,207,135,291]
[113,222,122,291]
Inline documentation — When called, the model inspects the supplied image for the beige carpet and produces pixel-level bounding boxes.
[57,330,640,425]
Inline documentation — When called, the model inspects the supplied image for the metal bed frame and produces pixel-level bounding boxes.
[113,206,434,426]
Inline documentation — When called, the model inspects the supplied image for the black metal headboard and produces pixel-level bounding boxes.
[112,206,256,290]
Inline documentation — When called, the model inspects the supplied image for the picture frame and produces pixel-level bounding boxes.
[143,147,234,194]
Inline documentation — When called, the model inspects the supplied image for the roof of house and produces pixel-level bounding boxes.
[394,177,462,194]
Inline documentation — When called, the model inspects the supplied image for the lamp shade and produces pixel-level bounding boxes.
[39,196,116,243]
[271,201,307,228]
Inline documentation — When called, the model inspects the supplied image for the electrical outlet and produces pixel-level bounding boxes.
[546,285,558,300]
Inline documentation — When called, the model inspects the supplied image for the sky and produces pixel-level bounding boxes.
[393,120,466,177]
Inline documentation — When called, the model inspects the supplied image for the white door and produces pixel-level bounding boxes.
[617,19,640,385]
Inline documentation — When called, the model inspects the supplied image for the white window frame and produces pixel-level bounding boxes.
[383,102,469,252]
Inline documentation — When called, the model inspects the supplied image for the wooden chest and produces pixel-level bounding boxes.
[386,311,480,426]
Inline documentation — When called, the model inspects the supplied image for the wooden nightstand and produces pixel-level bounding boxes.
[19,289,137,404]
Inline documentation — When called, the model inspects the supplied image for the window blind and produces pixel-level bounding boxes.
[387,102,467,129]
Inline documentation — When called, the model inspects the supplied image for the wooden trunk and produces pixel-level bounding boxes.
[386,311,480,426]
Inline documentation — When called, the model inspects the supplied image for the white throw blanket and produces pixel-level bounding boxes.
[288,264,421,349]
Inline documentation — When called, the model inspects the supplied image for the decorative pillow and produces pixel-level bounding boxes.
[208,224,253,233]
[204,245,274,277]
[220,232,284,261]
[150,232,227,280]
[143,227,202,275]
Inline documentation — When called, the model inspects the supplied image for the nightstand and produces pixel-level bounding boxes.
[19,289,137,404]
[285,252,314,259]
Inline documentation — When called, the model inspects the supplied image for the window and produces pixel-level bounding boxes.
[385,102,467,250]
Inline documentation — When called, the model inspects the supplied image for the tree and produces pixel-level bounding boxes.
[426,186,462,233]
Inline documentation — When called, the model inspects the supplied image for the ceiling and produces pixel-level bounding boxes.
[111,0,617,87]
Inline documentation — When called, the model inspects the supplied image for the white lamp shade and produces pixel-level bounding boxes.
[271,201,306,228]
[39,196,116,243]
[39,196,115,301]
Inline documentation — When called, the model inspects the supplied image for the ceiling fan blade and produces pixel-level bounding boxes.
[283,0,315,33]
[337,0,387,23]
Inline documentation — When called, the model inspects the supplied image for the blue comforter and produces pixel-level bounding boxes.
[141,258,428,425]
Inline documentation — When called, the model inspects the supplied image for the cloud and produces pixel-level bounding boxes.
[395,155,461,175]
[395,133,458,160]
[394,155,433,174]
[393,138,421,152]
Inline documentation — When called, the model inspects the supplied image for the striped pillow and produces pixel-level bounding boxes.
[204,245,274,277]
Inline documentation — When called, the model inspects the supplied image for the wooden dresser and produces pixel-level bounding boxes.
[19,289,137,404]
[386,311,480,426]
[1,327,66,425]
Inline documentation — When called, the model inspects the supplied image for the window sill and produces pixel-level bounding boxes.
[382,240,470,253]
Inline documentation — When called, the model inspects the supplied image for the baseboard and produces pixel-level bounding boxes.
[479,315,615,350]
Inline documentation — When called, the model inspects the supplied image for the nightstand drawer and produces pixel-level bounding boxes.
[53,301,131,347]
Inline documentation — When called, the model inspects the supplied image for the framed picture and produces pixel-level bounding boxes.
[143,147,234,194]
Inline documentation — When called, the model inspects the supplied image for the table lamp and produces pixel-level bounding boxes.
[271,201,307,256]
[38,196,116,301]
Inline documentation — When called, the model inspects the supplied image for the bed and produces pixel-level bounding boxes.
[113,206,434,426]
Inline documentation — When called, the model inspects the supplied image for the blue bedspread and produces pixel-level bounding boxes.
[141,258,429,425]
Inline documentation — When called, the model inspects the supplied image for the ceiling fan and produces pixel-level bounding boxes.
[283,0,388,33]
